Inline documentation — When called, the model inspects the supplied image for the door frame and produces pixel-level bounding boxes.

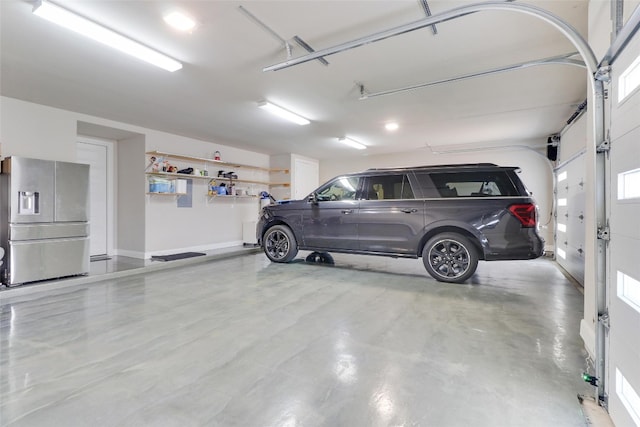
[77,136,116,257]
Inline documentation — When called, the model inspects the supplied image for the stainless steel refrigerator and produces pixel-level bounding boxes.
[0,157,90,286]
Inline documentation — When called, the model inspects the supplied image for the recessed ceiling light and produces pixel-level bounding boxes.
[163,11,196,32]
[338,137,366,150]
[385,122,399,131]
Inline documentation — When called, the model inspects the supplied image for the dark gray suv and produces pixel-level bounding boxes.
[257,163,544,283]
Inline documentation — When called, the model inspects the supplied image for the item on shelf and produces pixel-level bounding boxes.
[217,183,227,195]
[145,151,278,189]
[177,167,194,174]
[208,179,217,196]
[149,178,173,193]
[218,170,238,179]
[214,151,221,161]
[175,179,187,194]
[146,156,157,172]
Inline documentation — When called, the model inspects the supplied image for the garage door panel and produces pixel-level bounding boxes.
[611,26,640,140]
[610,234,640,291]
[609,306,640,354]
[610,96,640,140]
[608,351,640,427]
[610,117,640,240]
[566,214,585,243]
[555,156,586,285]
[564,245,585,284]
[611,127,640,174]
[611,204,640,239]
[608,29,640,426]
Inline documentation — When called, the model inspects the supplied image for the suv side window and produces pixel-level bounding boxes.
[363,174,415,200]
[316,176,361,201]
[428,171,519,197]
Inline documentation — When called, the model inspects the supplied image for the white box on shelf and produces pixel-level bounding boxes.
[175,179,187,194]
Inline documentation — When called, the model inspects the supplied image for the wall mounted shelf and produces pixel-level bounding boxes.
[145,151,289,187]
[146,150,288,174]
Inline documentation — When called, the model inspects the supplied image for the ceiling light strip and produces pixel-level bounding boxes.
[258,101,310,125]
[339,137,366,150]
[33,0,182,72]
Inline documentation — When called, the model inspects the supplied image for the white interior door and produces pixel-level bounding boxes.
[606,27,640,427]
[293,157,319,200]
[77,138,114,258]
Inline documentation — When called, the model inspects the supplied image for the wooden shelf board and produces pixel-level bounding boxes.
[146,171,211,180]
[146,150,279,172]
[207,194,258,199]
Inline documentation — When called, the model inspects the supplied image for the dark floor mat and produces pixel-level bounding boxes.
[151,252,206,262]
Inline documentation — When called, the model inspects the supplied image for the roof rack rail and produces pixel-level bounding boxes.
[366,163,499,171]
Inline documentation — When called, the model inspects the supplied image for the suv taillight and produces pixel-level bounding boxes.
[508,203,537,228]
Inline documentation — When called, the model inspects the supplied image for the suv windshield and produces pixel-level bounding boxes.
[316,176,360,201]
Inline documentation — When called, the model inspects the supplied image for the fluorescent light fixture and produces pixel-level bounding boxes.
[164,11,196,32]
[339,137,366,150]
[33,0,182,72]
[258,101,310,125]
[385,122,399,131]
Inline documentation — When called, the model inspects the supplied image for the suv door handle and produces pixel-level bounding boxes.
[401,208,418,213]
[342,209,353,214]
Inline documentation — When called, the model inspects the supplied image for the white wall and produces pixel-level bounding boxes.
[1,97,78,161]
[141,128,269,256]
[117,135,146,256]
[320,140,555,248]
[560,113,587,160]
[0,96,271,258]
[588,0,612,61]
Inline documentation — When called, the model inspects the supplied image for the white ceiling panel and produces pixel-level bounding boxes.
[0,0,589,159]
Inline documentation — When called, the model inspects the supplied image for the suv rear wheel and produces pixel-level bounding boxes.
[264,225,298,263]
[422,233,478,283]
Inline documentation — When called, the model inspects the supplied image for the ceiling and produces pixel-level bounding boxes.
[0,0,588,160]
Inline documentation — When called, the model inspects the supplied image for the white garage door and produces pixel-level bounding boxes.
[606,23,640,427]
[555,154,586,285]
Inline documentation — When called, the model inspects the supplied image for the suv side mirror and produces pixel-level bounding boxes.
[308,192,319,205]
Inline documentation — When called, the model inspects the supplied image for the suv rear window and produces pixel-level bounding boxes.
[364,174,415,200]
[427,171,519,197]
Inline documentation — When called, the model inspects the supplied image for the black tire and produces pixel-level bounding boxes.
[305,251,335,265]
[422,233,478,283]
[263,225,298,263]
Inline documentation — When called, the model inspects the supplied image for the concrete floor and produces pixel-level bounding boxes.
[0,252,592,426]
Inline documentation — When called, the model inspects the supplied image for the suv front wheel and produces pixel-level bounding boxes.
[264,225,298,263]
[422,233,478,283]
